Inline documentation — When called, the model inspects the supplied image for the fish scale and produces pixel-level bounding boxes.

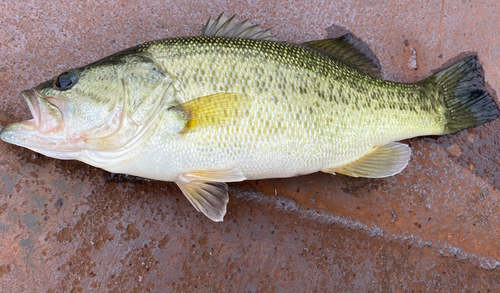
[1,15,498,221]
[135,37,439,174]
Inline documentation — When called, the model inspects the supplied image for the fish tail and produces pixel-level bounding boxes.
[425,55,499,134]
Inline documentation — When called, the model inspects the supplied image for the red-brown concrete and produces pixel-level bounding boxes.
[1,0,500,292]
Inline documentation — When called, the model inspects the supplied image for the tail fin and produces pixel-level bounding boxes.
[425,56,499,134]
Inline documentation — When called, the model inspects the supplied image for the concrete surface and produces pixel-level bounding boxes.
[1,0,500,292]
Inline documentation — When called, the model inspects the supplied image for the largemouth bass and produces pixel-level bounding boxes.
[1,15,498,221]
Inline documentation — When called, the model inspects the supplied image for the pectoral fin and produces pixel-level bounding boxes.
[176,168,246,221]
[171,92,248,132]
[323,142,411,178]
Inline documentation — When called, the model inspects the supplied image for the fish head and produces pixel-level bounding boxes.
[1,52,172,165]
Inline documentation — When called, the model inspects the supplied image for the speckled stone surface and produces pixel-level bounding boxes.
[1,1,500,292]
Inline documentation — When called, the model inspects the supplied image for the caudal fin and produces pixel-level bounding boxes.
[425,56,499,134]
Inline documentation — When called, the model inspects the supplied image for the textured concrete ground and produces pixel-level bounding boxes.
[1,0,500,292]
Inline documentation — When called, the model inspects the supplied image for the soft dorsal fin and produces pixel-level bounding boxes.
[171,92,248,132]
[202,13,277,41]
[303,34,382,79]
[322,142,411,178]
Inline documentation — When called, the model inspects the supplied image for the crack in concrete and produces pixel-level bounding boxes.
[233,188,500,270]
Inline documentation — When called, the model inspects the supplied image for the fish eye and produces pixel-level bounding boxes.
[54,71,78,90]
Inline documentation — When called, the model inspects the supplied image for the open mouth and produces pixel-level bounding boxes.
[0,89,66,150]
[21,89,63,133]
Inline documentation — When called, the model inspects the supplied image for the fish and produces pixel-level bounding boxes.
[1,14,499,221]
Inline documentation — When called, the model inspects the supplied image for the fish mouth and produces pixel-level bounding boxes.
[21,89,63,133]
[0,89,64,148]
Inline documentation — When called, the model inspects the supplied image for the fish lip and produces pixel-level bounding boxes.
[0,89,64,142]
[20,89,64,133]
[21,89,40,129]
[0,90,39,143]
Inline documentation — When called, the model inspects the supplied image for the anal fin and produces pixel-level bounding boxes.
[323,142,411,178]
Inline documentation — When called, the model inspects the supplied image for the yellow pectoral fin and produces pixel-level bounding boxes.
[171,92,248,132]
[323,142,411,178]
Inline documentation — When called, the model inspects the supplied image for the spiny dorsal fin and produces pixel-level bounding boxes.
[202,13,277,41]
[171,92,249,132]
[303,34,382,79]
[322,142,411,178]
